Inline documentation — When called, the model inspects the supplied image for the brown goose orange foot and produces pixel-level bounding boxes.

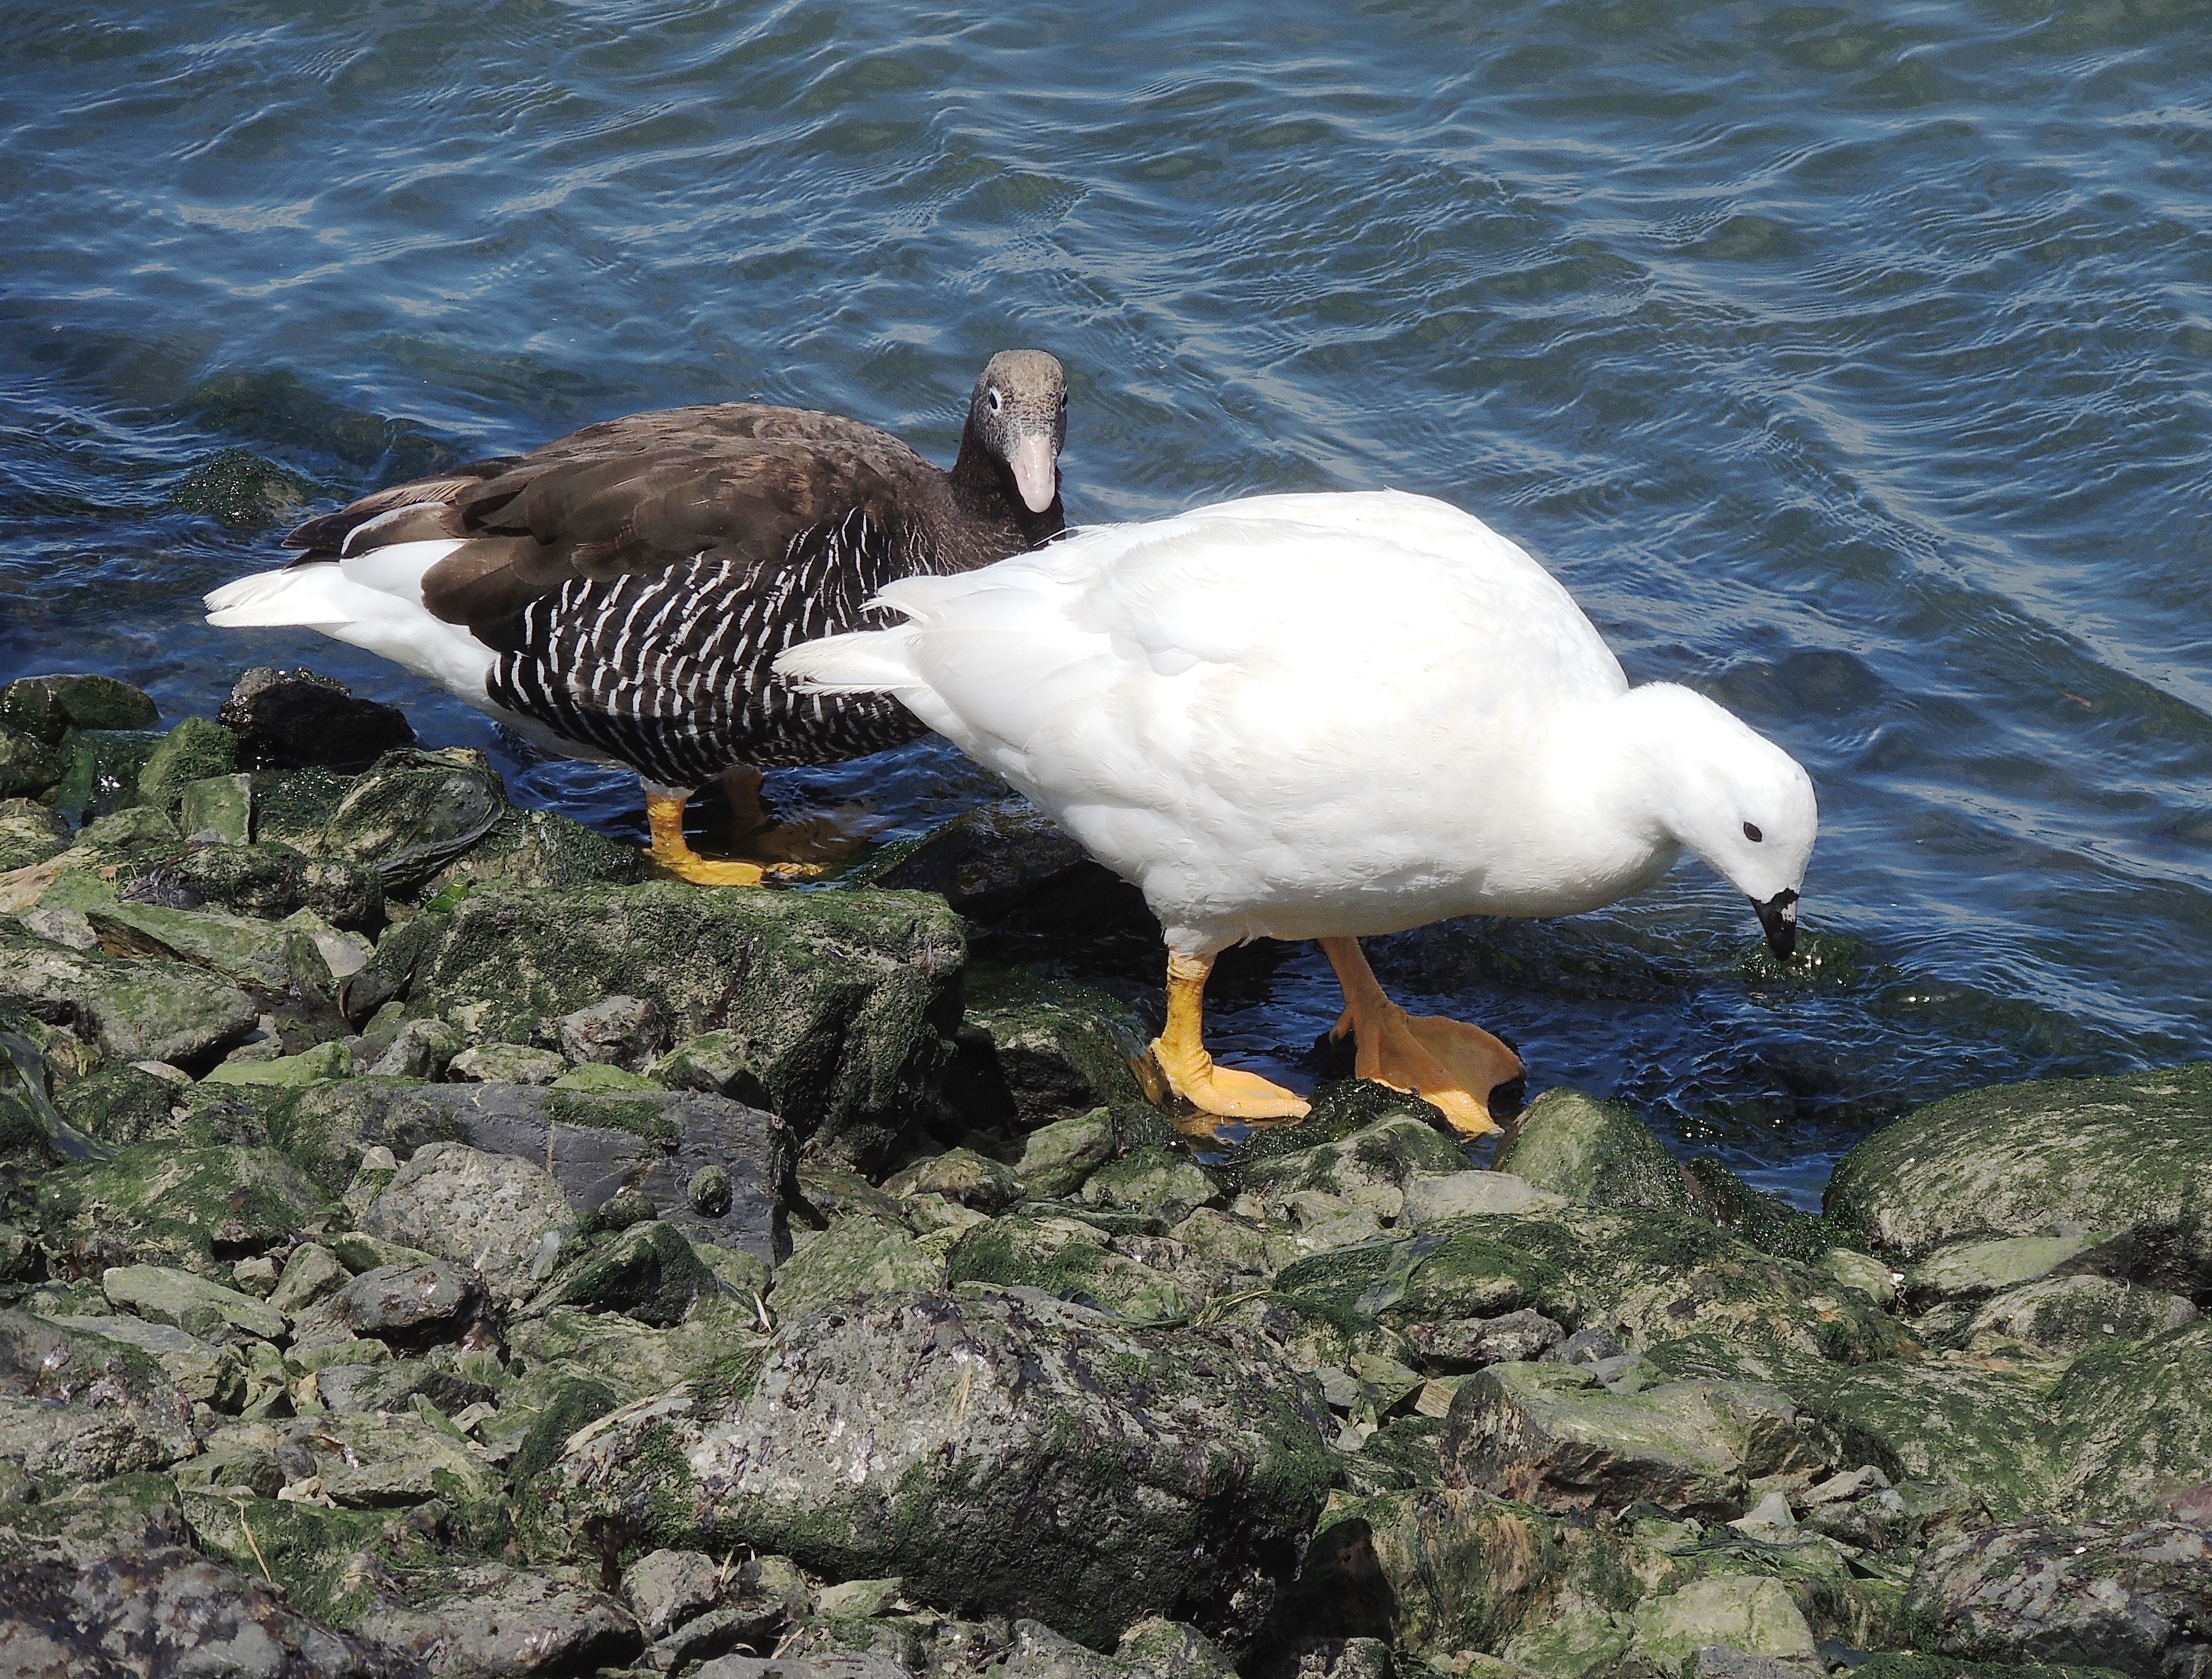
[1319,936,1523,1136]
[644,789,809,886]
[1150,950,1310,1123]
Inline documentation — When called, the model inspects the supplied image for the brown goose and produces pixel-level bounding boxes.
[206,351,1067,883]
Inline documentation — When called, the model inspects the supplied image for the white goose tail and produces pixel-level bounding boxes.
[204,565,357,627]
[775,622,923,694]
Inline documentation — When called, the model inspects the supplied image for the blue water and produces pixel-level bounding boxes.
[4,0,2208,1203]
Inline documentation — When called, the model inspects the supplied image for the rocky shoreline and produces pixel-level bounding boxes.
[3,669,2208,1679]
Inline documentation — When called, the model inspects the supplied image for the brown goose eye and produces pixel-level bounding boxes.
[1743,822,1763,843]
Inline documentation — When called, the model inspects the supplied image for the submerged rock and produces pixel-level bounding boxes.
[535,1289,1333,1648]
[0,672,159,738]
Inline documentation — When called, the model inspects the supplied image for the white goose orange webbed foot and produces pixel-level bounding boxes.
[1149,950,1311,1125]
[644,789,811,887]
[1319,936,1523,1137]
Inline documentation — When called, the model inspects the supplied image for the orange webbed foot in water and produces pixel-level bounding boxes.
[644,789,813,887]
[1149,950,1310,1123]
[1320,937,1523,1136]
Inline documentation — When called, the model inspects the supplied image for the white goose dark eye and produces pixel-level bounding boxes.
[1743,822,1763,843]
[987,388,1003,413]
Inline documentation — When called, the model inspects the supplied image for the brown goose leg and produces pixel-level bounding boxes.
[1319,936,1522,1137]
[1149,950,1310,1122]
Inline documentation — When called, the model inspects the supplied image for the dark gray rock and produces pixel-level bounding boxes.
[623,1547,723,1640]
[557,995,669,1071]
[1912,1517,2212,1679]
[536,1290,1333,1649]
[1403,1308,1566,1373]
[351,1562,641,1676]
[403,1082,789,1264]
[121,841,383,931]
[695,1657,909,1679]
[220,666,417,774]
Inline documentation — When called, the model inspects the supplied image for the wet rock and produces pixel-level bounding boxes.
[537,1289,1333,1648]
[171,446,311,527]
[1826,1064,2212,1295]
[0,672,159,738]
[38,728,166,824]
[449,1041,567,1085]
[1441,1360,1826,1518]
[418,803,644,896]
[1080,1144,1220,1222]
[359,1140,574,1304]
[397,1081,788,1262]
[42,1311,247,1410]
[1630,1576,1821,1677]
[946,1214,1195,1325]
[0,916,259,1064]
[1904,1231,2125,1306]
[101,1260,287,1343]
[958,968,1152,1127]
[0,1309,196,1477]
[0,722,64,799]
[1965,1273,2197,1357]
[0,796,72,871]
[290,1258,485,1352]
[382,880,965,1165]
[79,885,335,995]
[533,1220,715,1326]
[1273,1484,1655,1662]
[0,1541,383,1678]
[625,1545,724,1639]
[220,665,418,774]
[1402,1308,1566,1372]
[122,840,383,930]
[1239,1115,1466,1218]
[2053,1321,2212,1519]
[1011,1107,1119,1200]
[1403,1169,1567,1224]
[1497,1088,1692,1212]
[773,1217,945,1319]
[557,994,670,1071]
[135,715,240,813]
[1911,1517,2212,1679]
[315,746,511,895]
[886,1146,1021,1214]
[37,1142,336,1276]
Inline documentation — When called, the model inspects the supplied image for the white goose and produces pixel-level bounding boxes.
[778,490,1817,1135]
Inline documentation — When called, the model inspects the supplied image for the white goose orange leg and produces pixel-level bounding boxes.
[1319,936,1523,1137]
[1150,950,1311,1122]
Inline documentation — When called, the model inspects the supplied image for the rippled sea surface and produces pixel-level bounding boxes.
[4,0,2208,1202]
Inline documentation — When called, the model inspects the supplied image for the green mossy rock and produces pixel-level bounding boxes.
[181,1492,418,1629]
[392,881,966,1164]
[0,917,258,1066]
[960,967,1151,1127]
[258,1078,467,1192]
[1239,1114,1468,1213]
[101,1260,287,1343]
[1826,1064,2212,1292]
[37,1142,339,1276]
[1496,1088,1692,1213]
[169,448,311,527]
[946,1214,1196,1324]
[0,722,64,799]
[314,746,511,893]
[535,1289,1332,1650]
[1275,1485,1673,1661]
[135,717,240,813]
[0,673,158,740]
[78,891,333,995]
[773,1218,946,1320]
[38,728,165,823]
[0,797,72,871]
[34,1310,246,1411]
[2051,1320,2212,1518]
[532,1220,714,1327]
[0,1309,198,1477]
[177,771,253,842]
[1964,1274,2197,1358]
[122,840,383,930]
[418,804,642,896]
[1630,1574,1820,1676]
[53,1061,179,1149]
[204,1038,355,1088]
[1079,1143,1220,1222]
[1011,1107,1119,1200]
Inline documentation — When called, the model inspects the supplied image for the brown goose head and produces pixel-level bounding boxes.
[953,349,1066,525]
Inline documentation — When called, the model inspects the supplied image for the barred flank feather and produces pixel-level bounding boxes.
[488,507,924,786]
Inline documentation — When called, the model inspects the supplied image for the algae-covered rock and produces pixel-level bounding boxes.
[101,1261,287,1343]
[1011,1106,1120,1200]
[0,672,158,738]
[2051,1321,2212,1519]
[290,1259,485,1354]
[37,1142,336,1276]
[171,446,311,527]
[178,770,253,841]
[1240,1115,1467,1216]
[1910,1517,2212,1679]
[82,888,334,994]
[0,916,259,1064]
[220,665,418,773]
[538,1289,1332,1648]
[1496,1088,1691,1212]
[200,1410,499,1508]
[37,726,165,822]
[773,1217,945,1319]
[884,1146,1020,1214]
[1441,1360,1828,1519]
[122,839,383,929]
[451,1041,568,1086]
[1274,1484,1669,1661]
[0,1308,197,1477]
[1631,1575,1820,1677]
[945,1213,1197,1325]
[391,881,965,1163]
[419,803,643,896]
[0,796,71,871]
[1403,1170,1567,1224]
[1826,1065,2212,1293]
[1905,1231,2123,1306]
[960,967,1151,1127]
[311,745,512,895]
[534,1220,715,1327]
[52,1060,179,1148]
[0,722,63,799]
[135,715,239,812]
[1080,1143,1220,1222]
[359,1139,574,1304]
[351,1562,645,1675]
[43,1311,247,1410]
